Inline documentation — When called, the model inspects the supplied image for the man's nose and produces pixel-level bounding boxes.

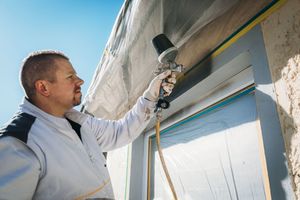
[76,76,84,86]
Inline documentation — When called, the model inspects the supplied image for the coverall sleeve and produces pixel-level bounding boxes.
[66,97,156,151]
[0,137,41,200]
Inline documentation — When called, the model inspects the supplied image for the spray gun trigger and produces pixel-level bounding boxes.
[157,98,170,109]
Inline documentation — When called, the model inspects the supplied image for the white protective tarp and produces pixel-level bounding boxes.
[150,92,265,199]
[83,0,272,120]
[83,0,239,119]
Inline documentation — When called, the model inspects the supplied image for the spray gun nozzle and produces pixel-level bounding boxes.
[169,62,184,73]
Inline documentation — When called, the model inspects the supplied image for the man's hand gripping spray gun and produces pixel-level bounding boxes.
[151,34,184,200]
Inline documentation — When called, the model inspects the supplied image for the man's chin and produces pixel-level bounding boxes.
[73,102,81,107]
[73,96,82,107]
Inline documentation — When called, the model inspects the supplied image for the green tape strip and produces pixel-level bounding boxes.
[151,86,255,139]
[124,145,131,200]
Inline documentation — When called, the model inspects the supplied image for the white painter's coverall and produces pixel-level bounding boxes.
[0,97,156,199]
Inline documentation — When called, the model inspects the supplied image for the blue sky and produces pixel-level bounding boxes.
[0,0,124,125]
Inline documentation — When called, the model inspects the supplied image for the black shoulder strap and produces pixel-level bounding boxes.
[0,112,36,143]
[66,118,82,141]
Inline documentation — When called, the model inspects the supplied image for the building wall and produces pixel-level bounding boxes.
[261,0,300,197]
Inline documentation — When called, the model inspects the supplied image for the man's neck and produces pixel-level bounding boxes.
[30,97,67,118]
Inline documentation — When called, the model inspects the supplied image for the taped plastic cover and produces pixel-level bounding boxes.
[150,91,265,199]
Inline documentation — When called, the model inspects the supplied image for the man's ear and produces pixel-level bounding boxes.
[35,80,51,97]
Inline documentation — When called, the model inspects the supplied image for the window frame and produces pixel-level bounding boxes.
[139,25,293,200]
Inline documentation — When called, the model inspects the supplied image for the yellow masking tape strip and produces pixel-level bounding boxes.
[74,178,110,200]
[211,0,287,59]
[256,119,272,200]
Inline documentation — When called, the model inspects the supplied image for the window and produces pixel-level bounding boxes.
[149,86,266,199]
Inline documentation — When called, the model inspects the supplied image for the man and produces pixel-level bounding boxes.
[0,50,176,199]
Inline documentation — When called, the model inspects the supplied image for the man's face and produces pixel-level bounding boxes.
[49,58,84,111]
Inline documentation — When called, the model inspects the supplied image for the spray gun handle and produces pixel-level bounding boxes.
[156,79,170,110]
[156,63,183,111]
[155,62,184,111]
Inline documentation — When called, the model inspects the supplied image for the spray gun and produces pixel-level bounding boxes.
[151,34,183,200]
[152,34,184,111]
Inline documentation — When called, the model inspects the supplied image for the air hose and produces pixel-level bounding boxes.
[151,33,183,199]
[155,110,178,200]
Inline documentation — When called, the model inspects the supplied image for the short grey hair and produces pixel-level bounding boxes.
[20,50,69,99]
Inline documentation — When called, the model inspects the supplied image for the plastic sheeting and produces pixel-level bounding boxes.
[150,91,265,199]
[83,0,236,119]
[83,0,272,120]
[106,145,130,200]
